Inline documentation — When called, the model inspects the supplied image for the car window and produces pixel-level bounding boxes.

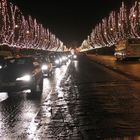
[16,59,26,64]
[5,58,33,66]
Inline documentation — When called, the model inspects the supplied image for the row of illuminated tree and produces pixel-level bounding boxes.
[80,1,140,51]
[0,0,67,52]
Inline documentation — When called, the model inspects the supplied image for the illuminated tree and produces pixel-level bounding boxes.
[85,1,140,51]
[0,0,66,52]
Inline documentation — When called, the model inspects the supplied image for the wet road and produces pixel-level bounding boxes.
[0,62,69,139]
[32,56,140,140]
[67,56,140,139]
[1,56,140,139]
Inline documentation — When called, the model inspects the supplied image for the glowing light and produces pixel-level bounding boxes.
[26,30,30,34]
[85,1,140,50]
[133,14,136,17]
[15,24,18,28]
[0,0,66,52]
[16,75,31,81]
[0,92,8,101]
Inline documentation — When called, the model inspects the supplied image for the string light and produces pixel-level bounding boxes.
[84,1,140,51]
[0,0,66,52]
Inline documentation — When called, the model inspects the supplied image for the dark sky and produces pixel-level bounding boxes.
[8,0,133,48]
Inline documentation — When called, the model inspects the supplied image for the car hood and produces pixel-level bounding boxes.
[0,65,33,81]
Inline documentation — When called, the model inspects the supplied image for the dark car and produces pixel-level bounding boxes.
[40,57,53,77]
[0,56,43,94]
[49,54,62,68]
[0,57,5,69]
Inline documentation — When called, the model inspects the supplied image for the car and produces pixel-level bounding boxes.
[49,54,62,68]
[71,54,78,60]
[40,57,53,77]
[0,56,43,94]
[0,50,13,59]
[0,58,5,69]
[61,54,68,65]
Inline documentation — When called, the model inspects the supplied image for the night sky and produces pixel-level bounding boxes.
[8,0,133,48]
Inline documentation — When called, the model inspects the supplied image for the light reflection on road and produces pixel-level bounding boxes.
[0,60,71,139]
[26,61,71,139]
[0,92,8,102]
[73,60,79,72]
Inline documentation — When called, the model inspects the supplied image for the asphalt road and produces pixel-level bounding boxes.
[1,56,140,140]
[0,62,69,139]
[33,55,140,140]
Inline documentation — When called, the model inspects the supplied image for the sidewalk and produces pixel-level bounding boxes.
[87,54,140,81]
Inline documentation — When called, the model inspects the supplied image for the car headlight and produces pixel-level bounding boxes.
[73,55,77,59]
[16,74,31,81]
[55,59,59,64]
[0,65,2,69]
[42,65,48,70]
[62,56,66,60]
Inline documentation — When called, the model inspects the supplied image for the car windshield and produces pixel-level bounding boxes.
[6,57,33,66]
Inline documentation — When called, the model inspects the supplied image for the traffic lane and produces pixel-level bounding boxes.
[65,57,140,139]
[32,57,140,139]
[69,56,140,139]
[71,56,130,83]
[0,81,46,139]
[26,63,71,139]
[69,79,140,139]
[0,94,41,139]
[87,54,140,80]
[0,63,69,139]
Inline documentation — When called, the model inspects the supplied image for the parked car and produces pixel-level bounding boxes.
[0,56,43,94]
[114,38,140,61]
